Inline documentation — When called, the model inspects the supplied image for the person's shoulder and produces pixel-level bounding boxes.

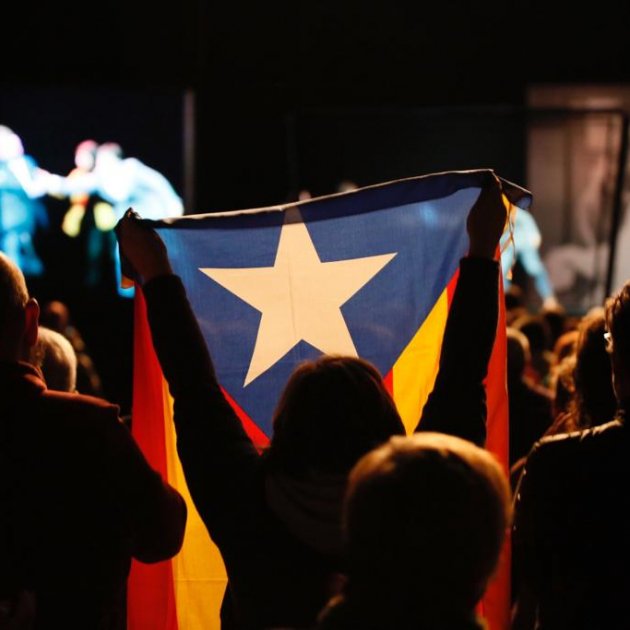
[40,389,121,430]
[530,419,623,464]
[43,388,118,411]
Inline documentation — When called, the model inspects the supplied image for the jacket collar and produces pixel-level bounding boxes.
[0,360,46,396]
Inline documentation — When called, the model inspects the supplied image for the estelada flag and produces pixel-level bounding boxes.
[127,169,531,630]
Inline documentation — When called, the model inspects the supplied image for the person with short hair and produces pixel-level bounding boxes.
[316,432,511,630]
[0,252,187,629]
[30,325,78,393]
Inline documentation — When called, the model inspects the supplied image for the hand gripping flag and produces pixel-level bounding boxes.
[127,169,531,630]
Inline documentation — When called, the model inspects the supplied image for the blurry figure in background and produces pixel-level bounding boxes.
[506,328,554,469]
[546,308,616,436]
[501,206,559,310]
[88,143,183,221]
[508,327,579,491]
[61,140,99,237]
[510,309,615,491]
[40,300,103,398]
[549,354,577,420]
[0,125,49,277]
[511,313,555,389]
[541,307,573,353]
[61,140,116,288]
[51,142,183,297]
[542,155,626,309]
[553,328,579,363]
[336,179,358,193]
[30,326,78,393]
[505,284,528,326]
[283,188,312,203]
[545,202,630,307]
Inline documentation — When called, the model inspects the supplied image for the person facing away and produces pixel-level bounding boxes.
[115,172,507,629]
[29,326,78,393]
[511,313,555,389]
[315,432,512,630]
[540,308,617,440]
[512,279,630,629]
[39,300,103,397]
[0,253,187,629]
[510,310,615,491]
[506,327,553,468]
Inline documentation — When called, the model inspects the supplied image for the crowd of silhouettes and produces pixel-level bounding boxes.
[2,166,630,630]
[499,269,630,628]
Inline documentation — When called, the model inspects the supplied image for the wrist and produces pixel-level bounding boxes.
[467,246,497,260]
[140,260,173,284]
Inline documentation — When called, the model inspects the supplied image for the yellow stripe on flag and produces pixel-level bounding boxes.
[162,382,228,630]
[392,289,448,434]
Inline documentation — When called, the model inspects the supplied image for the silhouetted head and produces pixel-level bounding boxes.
[505,284,525,312]
[506,327,531,382]
[513,314,552,353]
[605,281,630,402]
[542,307,569,350]
[0,253,39,361]
[268,355,405,477]
[40,301,71,333]
[343,432,511,618]
[553,329,578,363]
[573,309,616,427]
[30,327,77,392]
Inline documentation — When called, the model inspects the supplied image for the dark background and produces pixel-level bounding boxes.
[2,0,629,411]
[4,0,630,210]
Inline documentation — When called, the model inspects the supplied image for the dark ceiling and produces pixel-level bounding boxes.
[4,0,630,105]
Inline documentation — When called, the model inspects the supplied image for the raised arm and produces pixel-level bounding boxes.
[116,211,261,534]
[417,173,506,445]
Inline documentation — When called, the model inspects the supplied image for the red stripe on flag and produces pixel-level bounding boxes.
[485,279,509,470]
[128,287,178,630]
[382,370,394,397]
[479,271,511,630]
[446,268,460,307]
[221,387,270,450]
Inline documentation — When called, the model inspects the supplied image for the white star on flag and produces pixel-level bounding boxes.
[200,208,396,386]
